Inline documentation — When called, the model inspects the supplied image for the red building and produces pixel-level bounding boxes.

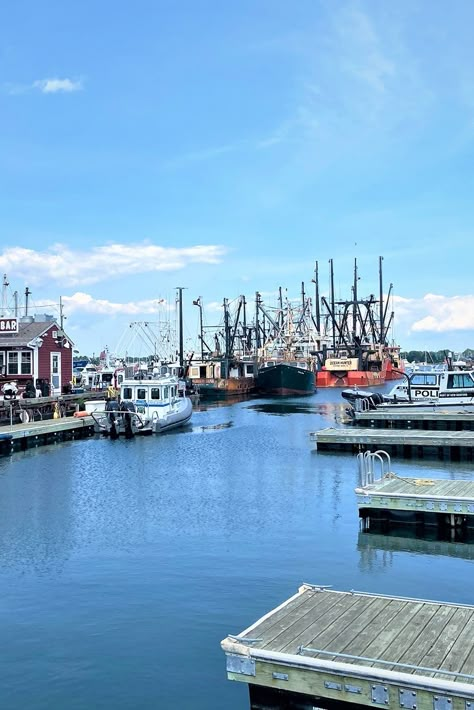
[0,316,74,396]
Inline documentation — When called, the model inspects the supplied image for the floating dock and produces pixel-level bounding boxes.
[222,585,474,710]
[352,409,474,431]
[0,416,95,455]
[312,427,474,460]
[356,474,474,530]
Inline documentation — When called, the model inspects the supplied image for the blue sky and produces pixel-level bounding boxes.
[1,0,474,356]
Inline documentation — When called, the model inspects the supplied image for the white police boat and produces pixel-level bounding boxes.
[92,372,192,437]
[342,368,474,415]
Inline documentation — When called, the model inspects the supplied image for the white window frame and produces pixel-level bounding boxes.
[7,351,19,375]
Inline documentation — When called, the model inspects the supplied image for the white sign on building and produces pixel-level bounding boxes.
[0,318,19,333]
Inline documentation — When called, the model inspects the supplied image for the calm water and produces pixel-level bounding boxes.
[0,389,473,709]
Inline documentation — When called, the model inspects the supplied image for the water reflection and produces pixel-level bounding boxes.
[192,421,234,433]
[247,402,318,416]
[358,527,474,575]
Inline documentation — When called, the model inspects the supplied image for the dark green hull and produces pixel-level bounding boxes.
[256,364,315,396]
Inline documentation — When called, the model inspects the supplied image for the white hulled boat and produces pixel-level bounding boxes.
[91,370,192,437]
[342,368,474,414]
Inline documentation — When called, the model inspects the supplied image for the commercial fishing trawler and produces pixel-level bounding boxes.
[315,256,404,387]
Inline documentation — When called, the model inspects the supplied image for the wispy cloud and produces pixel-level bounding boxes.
[165,143,241,168]
[5,77,83,95]
[0,243,227,286]
[33,77,83,93]
[62,292,168,316]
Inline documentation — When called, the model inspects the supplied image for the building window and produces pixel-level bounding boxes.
[0,352,4,375]
[21,352,32,375]
[8,352,18,375]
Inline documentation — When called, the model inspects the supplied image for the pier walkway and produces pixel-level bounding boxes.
[0,415,95,455]
[352,409,474,431]
[312,427,474,460]
[222,585,474,710]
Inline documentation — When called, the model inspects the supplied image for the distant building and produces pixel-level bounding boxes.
[0,315,74,396]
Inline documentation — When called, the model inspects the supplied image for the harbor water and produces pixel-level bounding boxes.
[0,389,473,709]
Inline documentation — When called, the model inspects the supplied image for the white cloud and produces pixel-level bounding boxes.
[62,292,168,316]
[393,293,474,334]
[33,78,83,93]
[0,243,227,286]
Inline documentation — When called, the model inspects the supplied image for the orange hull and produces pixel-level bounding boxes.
[316,369,386,388]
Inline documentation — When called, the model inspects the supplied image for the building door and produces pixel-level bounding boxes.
[51,352,61,393]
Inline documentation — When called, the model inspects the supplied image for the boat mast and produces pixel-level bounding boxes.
[193,297,204,360]
[330,258,336,351]
[352,258,358,345]
[176,287,185,368]
[314,261,320,334]
[379,256,385,344]
[255,292,261,349]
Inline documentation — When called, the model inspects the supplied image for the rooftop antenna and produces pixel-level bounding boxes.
[25,286,31,317]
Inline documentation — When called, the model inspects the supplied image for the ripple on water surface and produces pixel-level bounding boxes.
[0,392,473,709]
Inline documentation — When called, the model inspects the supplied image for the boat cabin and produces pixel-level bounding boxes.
[120,378,180,416]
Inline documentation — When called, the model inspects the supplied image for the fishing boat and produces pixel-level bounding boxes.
[187,296,257,398]
[91,371,193,437]
[256,360,315,396]
[315,257,404,387]
[254,288,319,397]
[342,368,474,415]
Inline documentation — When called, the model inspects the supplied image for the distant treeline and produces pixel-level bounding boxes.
[401,349,474,363]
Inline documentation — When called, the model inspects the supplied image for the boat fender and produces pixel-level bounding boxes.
[73,411,89,418]
[19,410,29,424]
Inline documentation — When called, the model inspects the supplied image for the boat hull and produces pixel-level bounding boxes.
[257,364,315,396]
[317,369,386,388]
[195,378,255,399]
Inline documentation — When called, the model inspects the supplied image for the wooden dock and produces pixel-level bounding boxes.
[312,427,474,460]
[222,585,474,710]
[0,416,95,455]
[356,473,474,530]
[352,409,474,431]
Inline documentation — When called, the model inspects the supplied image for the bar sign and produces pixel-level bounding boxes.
[0,318,18,333]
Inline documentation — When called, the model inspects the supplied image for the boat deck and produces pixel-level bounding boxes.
[222,585,474,709]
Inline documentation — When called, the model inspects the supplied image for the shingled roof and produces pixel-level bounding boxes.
[0,321,58,347]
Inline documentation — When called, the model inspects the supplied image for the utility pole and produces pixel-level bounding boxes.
[59,296,64,330]
[1,274,9,317]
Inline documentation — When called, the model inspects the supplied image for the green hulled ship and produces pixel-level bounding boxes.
[256,362,315,396]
